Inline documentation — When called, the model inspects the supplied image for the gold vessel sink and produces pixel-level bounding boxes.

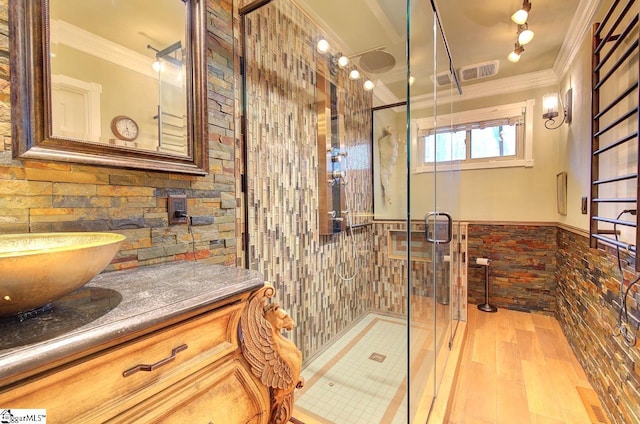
[0,232,125,317]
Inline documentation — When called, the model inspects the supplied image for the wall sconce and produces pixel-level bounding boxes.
[543,88,573,129]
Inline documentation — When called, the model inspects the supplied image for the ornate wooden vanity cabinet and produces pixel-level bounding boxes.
[0,263,300,423]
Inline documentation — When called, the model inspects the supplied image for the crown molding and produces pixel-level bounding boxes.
[50,19,157,80]
[553,0,602,78]
[406,68,558,110]
[373,79,401,107]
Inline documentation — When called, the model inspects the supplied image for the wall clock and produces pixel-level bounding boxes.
[110,115,139,141]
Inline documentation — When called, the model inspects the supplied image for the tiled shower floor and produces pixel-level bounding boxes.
[293,313,437,424]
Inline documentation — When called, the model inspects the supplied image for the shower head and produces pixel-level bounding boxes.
[156,41,182,58]
[149,41,183,67]
[358,50,396,74]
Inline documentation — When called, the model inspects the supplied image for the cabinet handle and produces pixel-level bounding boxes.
[122,344,188,377]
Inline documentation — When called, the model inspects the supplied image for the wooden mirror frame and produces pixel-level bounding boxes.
[9,0,208,175]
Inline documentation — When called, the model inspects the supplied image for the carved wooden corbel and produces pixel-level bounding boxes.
[240,283,304,424]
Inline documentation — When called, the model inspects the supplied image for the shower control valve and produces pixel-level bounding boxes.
[329,149,348,160]
[331,170,345,180]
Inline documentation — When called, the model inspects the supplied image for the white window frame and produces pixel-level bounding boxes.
[412,99,535,173]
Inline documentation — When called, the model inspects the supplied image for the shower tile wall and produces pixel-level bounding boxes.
[243,0,376,360]
[371,221,433,317]
[372,221,468,321]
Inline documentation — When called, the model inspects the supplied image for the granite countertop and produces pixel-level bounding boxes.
[0,261,264,386]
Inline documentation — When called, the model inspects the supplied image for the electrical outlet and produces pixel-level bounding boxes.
[168,195,188,225]
[581,196,588,214]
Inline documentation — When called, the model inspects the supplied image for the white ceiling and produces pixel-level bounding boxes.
[295,0,583,101]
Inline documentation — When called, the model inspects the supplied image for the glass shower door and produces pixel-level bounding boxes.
[408,1,461,421]
[240,0,460,422]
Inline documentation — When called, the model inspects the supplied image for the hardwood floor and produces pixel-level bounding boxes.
[448,307,608,424]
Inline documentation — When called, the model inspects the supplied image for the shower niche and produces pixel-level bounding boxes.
[317,68,346,235]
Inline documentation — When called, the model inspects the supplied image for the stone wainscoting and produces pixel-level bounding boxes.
[467,224,558,314]
[557,227,640,424]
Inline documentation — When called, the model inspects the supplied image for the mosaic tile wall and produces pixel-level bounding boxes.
[556,227,640,423]
[242,0,376,360]
[0,0,237,268]
[467,224,558,314]
[374,221,468,322]
[239,0,470,361]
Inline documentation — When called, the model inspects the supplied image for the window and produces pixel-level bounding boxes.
[413,100,534,172]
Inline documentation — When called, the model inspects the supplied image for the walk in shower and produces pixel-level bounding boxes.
[240,0,463,421]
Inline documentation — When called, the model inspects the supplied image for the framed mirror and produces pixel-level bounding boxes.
[10,0,208,175]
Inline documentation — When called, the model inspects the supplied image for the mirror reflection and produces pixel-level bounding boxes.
[48,0,189,156]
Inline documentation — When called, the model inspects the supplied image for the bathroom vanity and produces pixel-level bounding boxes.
[0,262,272,423]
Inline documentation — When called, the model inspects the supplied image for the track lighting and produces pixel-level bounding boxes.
[511,0,531,25]
[507,43,525,63]
[317,38,374,92]
[316,39,329,54]
[508,1,533,62]
[517,23,534,45]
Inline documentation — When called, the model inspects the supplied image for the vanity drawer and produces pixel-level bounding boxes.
[0,301,244,422]
[110,354,270,424]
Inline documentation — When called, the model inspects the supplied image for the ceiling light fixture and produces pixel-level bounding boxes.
[511,0,531,25]
[337,55,349,67]
[517,23,534,45]
[363,80,375,91]
[507,43,525,63]
[349,69,361,80]
[508,1,533,62]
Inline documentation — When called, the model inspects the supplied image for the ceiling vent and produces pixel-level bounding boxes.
[431,71,453,87]
[459,60,499,82]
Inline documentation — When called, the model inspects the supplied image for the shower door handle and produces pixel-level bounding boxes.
[425,212,452,244]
